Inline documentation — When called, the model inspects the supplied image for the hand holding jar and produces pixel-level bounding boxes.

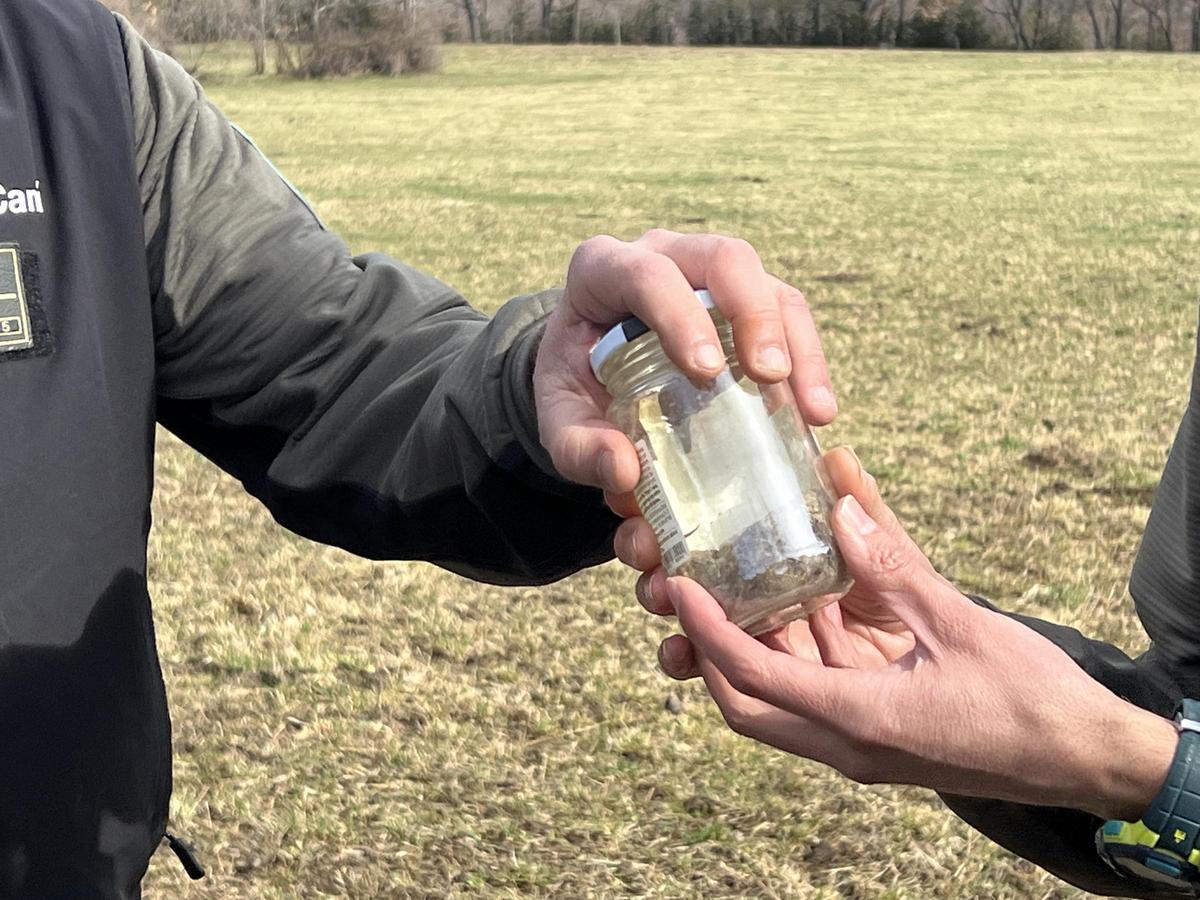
[596,289,852,633]
[646,448,1176,827]
[534,230,838,504]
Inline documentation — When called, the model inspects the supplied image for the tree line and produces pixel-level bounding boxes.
[471,0,1200,49]
[110,0,1200,75]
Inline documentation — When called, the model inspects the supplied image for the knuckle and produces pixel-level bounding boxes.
[719,699,758,737]
[778,283,810,312]
[714,236,760,270]
[571,234,618,271]
[639,227,678,245]
[549,429,586,478]
[735,306,784,333]
[872,542,912,580]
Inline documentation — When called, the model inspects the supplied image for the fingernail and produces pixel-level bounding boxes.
[846,446,863,477]
[757,346,788,377]
[650,568,666,592]
[665,577,684,612]
[812,385,838,416]
[839,495,877,536]
[658,639,681,674]
[599,450,619,490]
[649,569,668,608]
[693,343,724,373]
[636,574,652,607]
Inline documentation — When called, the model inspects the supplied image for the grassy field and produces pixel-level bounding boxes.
[144,44,1200,897]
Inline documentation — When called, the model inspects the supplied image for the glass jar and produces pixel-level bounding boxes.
[591,290,852,635]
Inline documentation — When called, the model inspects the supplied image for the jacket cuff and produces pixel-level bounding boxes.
[498,288,579,485]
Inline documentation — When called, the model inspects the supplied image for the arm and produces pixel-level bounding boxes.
[120,19,843,587]
[940,342,1200,896]
[123,20,613,585]
[940,599,1182,899]
[634,444,1186,897]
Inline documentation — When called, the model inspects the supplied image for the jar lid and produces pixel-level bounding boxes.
[589,289,716,381]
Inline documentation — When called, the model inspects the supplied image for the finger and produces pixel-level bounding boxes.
[822,447,910,546]
[636,568,673,617]
[806,602,864,668]
[777,279,837,425]
[568,236,724,378]
[831,495,970,639]
[544,417,640,494]
[539,367,642,492]
[659,634,700,680]
[614,517,662,572]
[696,654,855,768]
[604,491,640,519]
[638,230,791,383]
[757,618,826,665]
[668,576,868,723]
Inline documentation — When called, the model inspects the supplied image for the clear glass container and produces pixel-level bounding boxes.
[591,291,852,635]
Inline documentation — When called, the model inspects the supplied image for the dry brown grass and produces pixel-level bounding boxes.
[144,44,1200,897]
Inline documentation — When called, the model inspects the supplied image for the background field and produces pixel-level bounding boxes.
[144,45,1200,897]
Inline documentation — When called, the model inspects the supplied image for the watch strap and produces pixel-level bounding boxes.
[1143,699,1200,858]
[1097,699,1200,889]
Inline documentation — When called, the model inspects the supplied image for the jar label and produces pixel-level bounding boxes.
[634,438,691,571]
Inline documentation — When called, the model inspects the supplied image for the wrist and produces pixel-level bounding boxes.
[1085,701,1177,822]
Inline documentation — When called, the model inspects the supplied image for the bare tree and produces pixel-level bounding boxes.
[1031,0,1046,41]
[1108,0,1126,45]
[1082,0,1108,44]
[250,0,280,73]
[1131,0,1173,45]
[478,0,491,37]
[462,0,483,38]
[571,0,583,39]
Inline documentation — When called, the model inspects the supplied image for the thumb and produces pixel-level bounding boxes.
[831,494,966,637]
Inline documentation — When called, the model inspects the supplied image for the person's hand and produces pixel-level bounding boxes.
[648,448,1177,822]
[533,229,836,497]
[625,448,917,669]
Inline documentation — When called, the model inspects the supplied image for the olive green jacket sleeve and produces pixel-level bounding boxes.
[117,18,617,584]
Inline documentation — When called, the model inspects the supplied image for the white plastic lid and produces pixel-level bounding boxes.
[589,289,716,382]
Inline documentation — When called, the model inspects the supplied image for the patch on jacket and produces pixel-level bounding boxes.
[0,245,52,359]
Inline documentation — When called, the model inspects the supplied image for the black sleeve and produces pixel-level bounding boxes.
[119,18,618,585]
[939,324,1200,898]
